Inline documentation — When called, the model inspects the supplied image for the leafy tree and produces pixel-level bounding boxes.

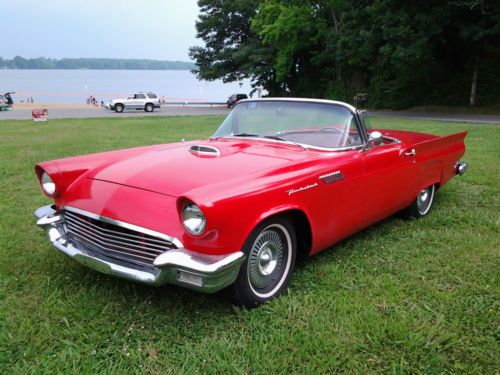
[189,0,287,95]
[191,0,500,107]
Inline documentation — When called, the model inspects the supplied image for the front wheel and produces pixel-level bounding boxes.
[114,103,124,113]
[400,184,436,219]
[229,216,296,308]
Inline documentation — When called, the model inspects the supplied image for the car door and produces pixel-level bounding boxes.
[359,138,418,227]
[123,94,136,109]
[307,117,367,253]
[134,93,147,109]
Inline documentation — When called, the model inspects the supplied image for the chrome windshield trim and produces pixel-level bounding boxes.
[216,98,364,151]
[236,97,357,113]
[62,206,184,248]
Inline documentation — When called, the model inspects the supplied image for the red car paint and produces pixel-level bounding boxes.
[36,115,467,258]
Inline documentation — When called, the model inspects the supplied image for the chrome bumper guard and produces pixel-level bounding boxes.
[456,161,468,176]
[34,205,244,293]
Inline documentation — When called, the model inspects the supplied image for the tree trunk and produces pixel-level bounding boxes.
[331,8,341,81]
[469,55,478,106]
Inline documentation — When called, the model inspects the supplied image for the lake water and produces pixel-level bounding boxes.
[0,69,253,104]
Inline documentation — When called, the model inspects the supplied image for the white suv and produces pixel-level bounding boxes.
[108,92,160,113]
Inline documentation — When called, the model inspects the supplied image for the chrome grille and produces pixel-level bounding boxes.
[63,210,176,268]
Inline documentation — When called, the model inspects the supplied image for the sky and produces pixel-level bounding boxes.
[2,0,201,61]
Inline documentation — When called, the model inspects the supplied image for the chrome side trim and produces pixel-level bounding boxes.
[319,171,345,184]
[34,205,245,293]
[383,135,401,144]
[63,206,184,248]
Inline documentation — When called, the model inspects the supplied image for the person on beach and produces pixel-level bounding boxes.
[5,93,13,106]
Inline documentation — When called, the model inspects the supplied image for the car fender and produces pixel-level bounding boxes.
[180,181,317,256]
[412,131,467,191]
[220,202,313,256]
[417,160,442,193]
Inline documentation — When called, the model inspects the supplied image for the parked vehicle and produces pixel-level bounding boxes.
[107,92,160,113]
[227,93,248,108]
[34,98,468,307]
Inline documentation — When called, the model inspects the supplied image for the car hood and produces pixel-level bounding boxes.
[87,139,312,197]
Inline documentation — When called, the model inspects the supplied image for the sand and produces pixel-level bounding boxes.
[13,103,102,110]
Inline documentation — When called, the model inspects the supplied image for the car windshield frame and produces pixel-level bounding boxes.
[212,99,367,151]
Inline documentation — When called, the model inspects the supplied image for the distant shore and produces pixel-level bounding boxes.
[0,57,195,70]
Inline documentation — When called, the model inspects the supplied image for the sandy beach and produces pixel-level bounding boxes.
[13,102,102,110]
[1,103,230,120]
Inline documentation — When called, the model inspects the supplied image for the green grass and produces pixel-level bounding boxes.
[0,116,498,374]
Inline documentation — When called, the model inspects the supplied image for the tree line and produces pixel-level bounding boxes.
[189,0,500,108]
[0,56,195,71]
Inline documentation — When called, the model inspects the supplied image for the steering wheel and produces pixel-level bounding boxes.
[314,127,344,135]
[314,127,350,147]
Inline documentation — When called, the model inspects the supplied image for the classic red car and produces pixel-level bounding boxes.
[35,98,468,307]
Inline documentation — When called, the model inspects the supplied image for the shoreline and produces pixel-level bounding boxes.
[13,103,102,110]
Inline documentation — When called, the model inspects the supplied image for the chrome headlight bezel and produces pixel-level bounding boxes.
[41,171,57,196]
[181,203,206,236]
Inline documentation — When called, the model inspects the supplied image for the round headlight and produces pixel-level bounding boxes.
[182,203,206,235]
[41,172,56,196]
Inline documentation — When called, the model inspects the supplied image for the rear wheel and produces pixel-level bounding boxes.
[144,103,154,112]
[114,103,124,113]
[401,184,436,219]
[229,216,296,308]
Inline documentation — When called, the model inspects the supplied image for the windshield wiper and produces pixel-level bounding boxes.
[263,135,308,150]
[210,132,258,140]
[232,132,260,137]
[223,133,307,150]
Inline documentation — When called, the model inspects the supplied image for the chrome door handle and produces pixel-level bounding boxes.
[404,149,416,156]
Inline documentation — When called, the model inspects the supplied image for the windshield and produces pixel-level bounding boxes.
[212,100,363,149]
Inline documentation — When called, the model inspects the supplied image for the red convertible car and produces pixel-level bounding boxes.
[35,98,468,307]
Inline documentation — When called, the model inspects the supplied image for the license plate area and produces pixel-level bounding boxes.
[74,254,112,275]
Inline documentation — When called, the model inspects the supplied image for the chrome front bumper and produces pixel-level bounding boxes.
[34,205,244,293]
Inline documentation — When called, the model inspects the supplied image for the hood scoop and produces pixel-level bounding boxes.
[189,145,221,157]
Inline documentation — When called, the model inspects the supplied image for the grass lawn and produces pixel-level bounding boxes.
[0,115,498,374]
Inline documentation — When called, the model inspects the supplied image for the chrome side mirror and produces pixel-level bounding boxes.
[369,131,383,145]
[361,131,383,152]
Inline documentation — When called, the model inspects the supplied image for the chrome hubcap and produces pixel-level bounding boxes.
[417,186,433,214]
[258,242,278,276]
[248,229,284,290]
